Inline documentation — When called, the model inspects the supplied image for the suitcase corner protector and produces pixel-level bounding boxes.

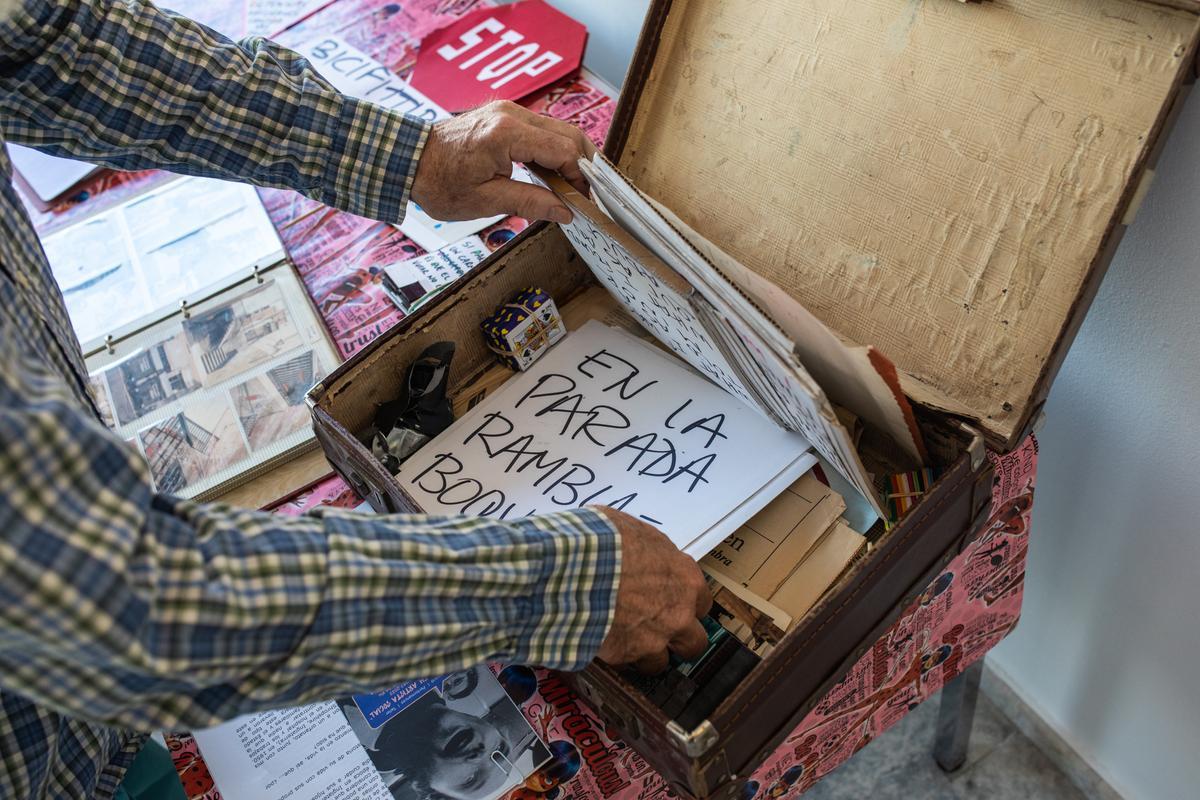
[667,719,720,758]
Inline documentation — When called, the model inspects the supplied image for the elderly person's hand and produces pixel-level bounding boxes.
[595,508,714,673]
[410,100,596,224]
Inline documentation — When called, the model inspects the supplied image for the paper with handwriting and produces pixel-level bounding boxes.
[396,322,815,557]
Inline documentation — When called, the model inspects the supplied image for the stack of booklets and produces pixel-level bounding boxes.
[535,155,929,519]
[701,472,868,657]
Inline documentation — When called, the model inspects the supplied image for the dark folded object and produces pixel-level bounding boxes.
[368,341,456,473]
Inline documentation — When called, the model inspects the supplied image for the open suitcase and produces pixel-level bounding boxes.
[308,0,1199,795]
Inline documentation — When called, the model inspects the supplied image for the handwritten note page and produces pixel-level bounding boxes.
[581,153,925,464]
[537,169,886,518]
[396,321,814,557]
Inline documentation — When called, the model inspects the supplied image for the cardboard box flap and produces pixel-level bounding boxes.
[610,0,1199,448]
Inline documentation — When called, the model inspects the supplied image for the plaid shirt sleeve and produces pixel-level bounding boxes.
[0,0,426,223]
[0,329,620,732]
[0,0,623,736]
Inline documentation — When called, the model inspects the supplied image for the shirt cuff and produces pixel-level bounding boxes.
[321,96,431,224]
[512,508,622,671]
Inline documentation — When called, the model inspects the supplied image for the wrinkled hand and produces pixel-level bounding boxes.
[410,100,596,224]
[595,508,713,673]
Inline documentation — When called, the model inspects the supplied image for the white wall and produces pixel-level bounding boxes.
[534,0,650,88]
[556,2,1200,795]
[988,90,1200,800]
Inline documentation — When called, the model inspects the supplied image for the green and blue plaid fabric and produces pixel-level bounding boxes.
[0,2,620,797]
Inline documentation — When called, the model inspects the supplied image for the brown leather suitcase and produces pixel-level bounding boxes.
[307,0,1199,795]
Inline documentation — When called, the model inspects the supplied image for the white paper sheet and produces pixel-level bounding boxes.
[7,144,99,203]
[194,702,391,800]
[381,234,488,312]
[400,203,505,253]
[246,0,329,35]
[194,665,551,800]
[395,321,813,556]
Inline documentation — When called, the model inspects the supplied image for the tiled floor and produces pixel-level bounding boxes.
[803,689,1089,799]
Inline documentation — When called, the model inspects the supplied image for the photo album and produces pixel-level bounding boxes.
[42,175,338,500]
[41,177,286,352]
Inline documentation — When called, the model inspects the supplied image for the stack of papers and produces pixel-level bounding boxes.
[535,155,930,518]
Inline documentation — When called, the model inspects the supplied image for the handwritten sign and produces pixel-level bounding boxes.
[411,0,586,112]
[552,191,761,413]
[396,321,814,557]
[300,36,449,122]
[541,167,889,518]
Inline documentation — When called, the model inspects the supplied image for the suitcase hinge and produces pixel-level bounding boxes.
[305,383,325,411]
[957,422,986,471]
[667,719,720,758]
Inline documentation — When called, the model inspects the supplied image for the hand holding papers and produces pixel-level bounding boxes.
[299,36,563,252]
[396,321,816,558]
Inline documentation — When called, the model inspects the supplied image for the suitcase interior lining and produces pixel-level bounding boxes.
[616,0,1198,446]
[312,223,974,738]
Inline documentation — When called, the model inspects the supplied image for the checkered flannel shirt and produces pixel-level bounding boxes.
[0,2,620,797]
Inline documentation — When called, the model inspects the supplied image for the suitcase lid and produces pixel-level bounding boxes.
[605,0,1199,450]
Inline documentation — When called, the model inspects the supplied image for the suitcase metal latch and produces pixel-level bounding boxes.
[666,719,720,758]
[957,422,986,471]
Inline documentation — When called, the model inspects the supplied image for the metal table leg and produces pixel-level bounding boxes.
[933,658,984,773]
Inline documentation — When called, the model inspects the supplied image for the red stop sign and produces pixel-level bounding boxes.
[411,0,587,113]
